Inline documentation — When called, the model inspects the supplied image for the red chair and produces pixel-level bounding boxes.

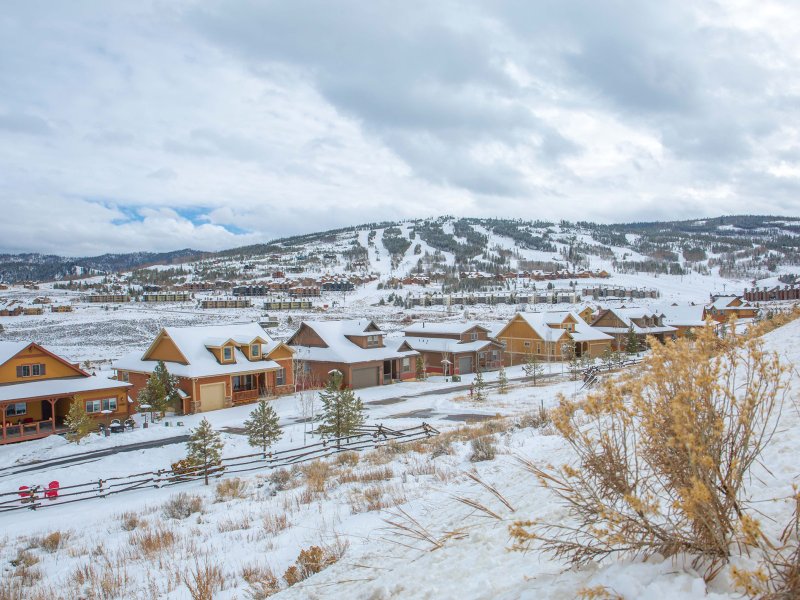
[45,481,60,500]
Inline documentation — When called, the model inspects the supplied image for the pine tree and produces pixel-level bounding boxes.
[625,327,639,355]
[317,371,366,440]
[186,418,224,485]
[601,347,614,370]
[415,355,426,381]
[473,369,487,402]
[244,398,282,454]
[137,369,167,417]
[65,401,93,444]
[523,352,544,384]
[153,361,182,413]
[497,364,509,394]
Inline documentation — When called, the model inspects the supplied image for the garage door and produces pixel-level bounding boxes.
[199,382,226,412]
[458,356,473,374]
[351,366,379,389]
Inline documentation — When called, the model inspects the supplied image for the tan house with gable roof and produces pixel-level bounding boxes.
[113,323,294,414]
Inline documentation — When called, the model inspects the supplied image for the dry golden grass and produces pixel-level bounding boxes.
[215,477,249,502]
[301,460,334,494]
[348,483,407,514]
[216,513,252,533]
[338,465,394,484]
[163,492,204,519]
[283,545,339,587]
[334,451,360,466]
[118,511,140,531]
[129,525,177,558]
[242,563,281,599]
[262,512,290,536]
[30,530,70,553]
[181,558,226,600]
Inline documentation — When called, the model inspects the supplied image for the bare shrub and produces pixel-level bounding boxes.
[510,326,790,581]
[30,530,69,553]
[215,477,249,502]
[181,558,225,600]
[283,545,339,586]
[518,401,551,430]
[269,468,296,491]
[335,451,360,466]
[429,439,453,458]
[163,492,204,519]
[469,436,496,462]
[243,563,281,599]
[217,513,252,532]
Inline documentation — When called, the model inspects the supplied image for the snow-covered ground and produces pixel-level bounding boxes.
[0,317,797,599]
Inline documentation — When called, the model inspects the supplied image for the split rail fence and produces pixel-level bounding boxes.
[0,423,439,514]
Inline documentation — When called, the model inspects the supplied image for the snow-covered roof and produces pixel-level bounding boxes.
[593,307,677,335]
[113,322,283,378]
[289,320,416,364]
[404,321,487,336]
[0,375,130,403]
[709,296,749,310]
[653,304,707,327]
[402,336,500,354]
[0,341,29,367]
[514,310,613,343]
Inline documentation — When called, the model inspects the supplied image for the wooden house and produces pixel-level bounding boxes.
[495,311,613,365]
[288,319,418,390]
[655,304,710,338]
[113,323,294,414]
[0,342,131,445]
[402,321,504,375]
[590,307,677,350]
[704,295,759,322]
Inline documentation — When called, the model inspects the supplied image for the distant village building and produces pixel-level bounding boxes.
[199,298,251,309]
[84,293,130,303]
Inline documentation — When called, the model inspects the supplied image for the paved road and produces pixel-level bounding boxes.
[0,371,568,479]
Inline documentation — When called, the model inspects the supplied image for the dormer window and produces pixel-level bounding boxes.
[223,346,233,362]
[366,335,379,348]
[469,332,478,341]
[251,344,261,358]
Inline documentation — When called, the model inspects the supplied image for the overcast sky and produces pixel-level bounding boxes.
[1,1,799,256]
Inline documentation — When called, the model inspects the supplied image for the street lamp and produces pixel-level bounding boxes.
[139,403,152,429]
[100,409,113,437]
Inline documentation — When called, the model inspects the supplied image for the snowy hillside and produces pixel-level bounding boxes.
[1,317,798,599]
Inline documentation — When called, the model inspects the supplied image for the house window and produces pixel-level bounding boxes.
[118,371,129,382]
[536,343,541,354]
[276,368,286,386]
[5,403,26,417]
[16,364,45,378]
[251,344,261,358]
[402,357,411,372]
[470,332,478,341]
[366,335,379,347]
[523,341,531,348]
[223,346,233,361]
[86,398,117,413]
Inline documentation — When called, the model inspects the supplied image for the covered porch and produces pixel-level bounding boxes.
[231,371,271,404]
[1,396,70,445]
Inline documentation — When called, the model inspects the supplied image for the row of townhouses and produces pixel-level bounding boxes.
[0,295,756,445]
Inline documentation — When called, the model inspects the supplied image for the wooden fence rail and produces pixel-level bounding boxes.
[0,423,439,514]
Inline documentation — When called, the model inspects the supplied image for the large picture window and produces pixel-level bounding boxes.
[5,403,27,417]
[86,398,117,413]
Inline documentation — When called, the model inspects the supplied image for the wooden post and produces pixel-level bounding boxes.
[49,398,56,433]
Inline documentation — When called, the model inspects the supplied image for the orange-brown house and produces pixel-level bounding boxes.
[704,295,759,322]
[402,321,504,375]
[495,310,613,365]
[288,319,418,389]
[113,323,294,414]
[1,341,131,444]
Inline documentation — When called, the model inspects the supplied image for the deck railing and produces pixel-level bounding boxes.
[1,421,65,444]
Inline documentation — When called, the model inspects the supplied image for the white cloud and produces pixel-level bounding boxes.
[0,0,798,255]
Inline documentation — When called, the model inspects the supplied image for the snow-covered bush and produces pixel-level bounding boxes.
[469,436,497,462]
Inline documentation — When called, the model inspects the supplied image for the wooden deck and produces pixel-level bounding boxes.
[1,420,68,445]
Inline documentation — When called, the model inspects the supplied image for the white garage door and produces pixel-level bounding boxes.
[199,382,226,412]
[351,367,379,389]
[458,356,473,374]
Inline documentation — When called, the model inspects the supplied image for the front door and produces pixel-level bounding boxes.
[42,399,52,421]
